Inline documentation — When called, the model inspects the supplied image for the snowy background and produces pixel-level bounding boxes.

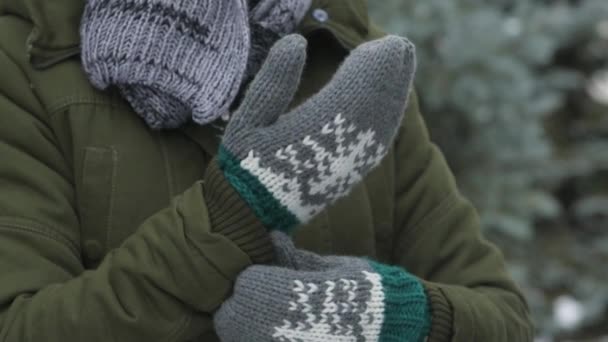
[369,1,608,340]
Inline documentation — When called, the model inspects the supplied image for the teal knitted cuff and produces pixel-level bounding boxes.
[218,145,300,233]
[369,260,432,342]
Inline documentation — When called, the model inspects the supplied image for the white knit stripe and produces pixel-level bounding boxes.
[240,151,321,222]
[271,271,388,342]
[360,271,385,342]
[272,279,357,342]
[240,114,386,223]
[273,322,357,342]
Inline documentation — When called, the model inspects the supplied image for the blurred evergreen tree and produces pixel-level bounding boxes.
[369,0,608,339]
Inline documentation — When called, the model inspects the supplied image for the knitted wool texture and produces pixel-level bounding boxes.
[80,0,311,129]
[219,34,417,233]
[214,232,431,342]
[247,0,312,80]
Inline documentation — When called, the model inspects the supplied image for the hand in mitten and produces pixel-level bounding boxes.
[214,232,431,342]
[211,33,416,234]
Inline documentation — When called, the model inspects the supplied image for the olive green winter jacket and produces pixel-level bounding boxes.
[0,0,533,341]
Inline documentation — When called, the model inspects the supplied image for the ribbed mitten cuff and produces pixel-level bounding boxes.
[423,282,454,341]
[204,160,273,264]
[367,261,432,342]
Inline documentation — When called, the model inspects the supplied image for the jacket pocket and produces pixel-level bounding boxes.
[77,146,117,268]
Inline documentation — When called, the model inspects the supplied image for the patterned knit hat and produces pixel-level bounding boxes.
[81,0,311,129]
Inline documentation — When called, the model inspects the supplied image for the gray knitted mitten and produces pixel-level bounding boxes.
[80,0,311,129]
[219,34,416,233]
[214,232,431,342]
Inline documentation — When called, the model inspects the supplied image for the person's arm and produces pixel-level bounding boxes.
[0,57,271,342]
[391,92,534,341]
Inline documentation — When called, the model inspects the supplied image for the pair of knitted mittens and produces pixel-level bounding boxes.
[214,231,431,342]
[212,36,429,341]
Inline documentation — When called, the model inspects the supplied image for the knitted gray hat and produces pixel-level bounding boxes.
[81,0,311,129]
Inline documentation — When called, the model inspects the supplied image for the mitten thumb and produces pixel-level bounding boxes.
[270,231,300,268]
[227,34,307,136]
[270,231,334,270]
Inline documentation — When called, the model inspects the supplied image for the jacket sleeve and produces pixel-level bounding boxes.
[390,92,534,341]
[0,60,271,341]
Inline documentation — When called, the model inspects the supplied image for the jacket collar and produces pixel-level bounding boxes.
[0,0,379,69]
[0,0,83,68]
[298,0,383,49]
